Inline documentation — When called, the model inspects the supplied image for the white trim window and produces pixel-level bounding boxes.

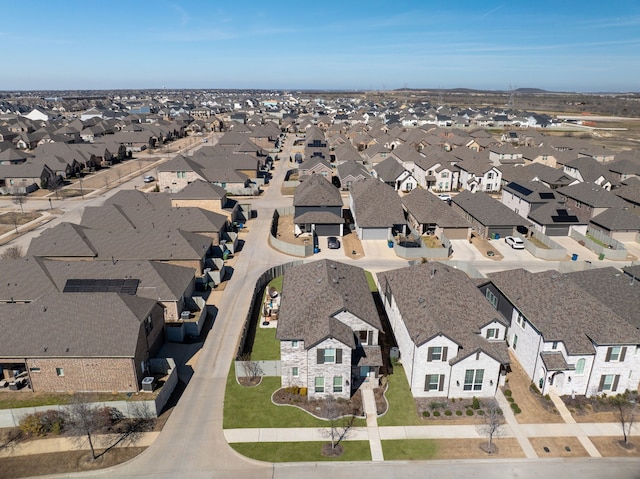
[463,369,484,391]
[314,377,324,393]
[485,289,498,308]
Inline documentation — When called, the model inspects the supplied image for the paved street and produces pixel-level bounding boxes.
[6,132,640,479]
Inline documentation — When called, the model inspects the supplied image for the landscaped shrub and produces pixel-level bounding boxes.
[19,410,65,436]
[433,410,441,417]
[504,389,512,397]
[444,410,452,416]
[529,383,541,395]
[430,401,447,410]
[510,402,521,414]
[466,409,474,416]
[423,410,430,417]
[455,410,463,416]
[544,394,551,401]
[94,406,124,426]
[299,387,307,396]
[507,397,515,403]
[477,409,485,416]
[472,397,480,410]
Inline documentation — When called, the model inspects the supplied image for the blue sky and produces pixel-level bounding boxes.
[2,1,639,92]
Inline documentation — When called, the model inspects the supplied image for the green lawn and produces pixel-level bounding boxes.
[224,364,328,429]
[0,391,151,410]
[364,271,378,292]
[231,441,372,462]
[381,439,438,460]
[268,276,283,292]
[377,365,422,426]
[251,327,280,361]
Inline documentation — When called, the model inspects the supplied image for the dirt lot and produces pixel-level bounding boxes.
[505,354,562,424]
[276,213,313,247]
[470,236,503,260]
[589,436,640,457]
[430,438,524,459]
[0,447,146,479]
[529,436,588,457]
[342,230,364,259]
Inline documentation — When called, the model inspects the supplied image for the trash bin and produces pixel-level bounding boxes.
[495,233,500,240]
[598,253,605,260]
[314,246,319,254]
[223,251,229,261]
[571,253,578,261]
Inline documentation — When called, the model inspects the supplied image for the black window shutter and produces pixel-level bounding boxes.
[438,375,445,392]
[597,375,606,392]
[605,347,612,362]
[612,375,620,392]
[442,347,448,362]
[427,348,433,362]
[424,375,430,391]
[317,349,324,364]
[620,347,627,362]
[336,349,342,364]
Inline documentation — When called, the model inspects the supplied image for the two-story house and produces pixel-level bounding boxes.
[276,260,383,399]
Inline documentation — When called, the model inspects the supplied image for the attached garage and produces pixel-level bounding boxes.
[358,227,390,241]
[544,225,570,237]
[315,224,341,236]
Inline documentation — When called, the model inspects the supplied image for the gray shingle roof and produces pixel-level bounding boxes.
[402,189,470,228]
[589,207,640,231]
[276,260,381,349]
[0,293,157,358]
[377,263,508,365]
[488,269,640,354]
[293,173,342,207]
[565,267,640,329]
[557,182,628,208]
[452,190,526,227]
[350,177,406,228]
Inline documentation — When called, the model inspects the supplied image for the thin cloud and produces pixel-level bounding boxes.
[479,4,504,18]
[170,3,190,28]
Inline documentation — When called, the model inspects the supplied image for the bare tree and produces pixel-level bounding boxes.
[610,394,637,447]
[66,395,154,460]
[320,395,356,455]
[12,193,27,214]
[239,353,263,382]
[480,406,505,454]
[1,245,24,259]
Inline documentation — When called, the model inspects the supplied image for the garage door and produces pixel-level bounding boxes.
[544,225,570,237]
[315,224,341,236]
[443,227,468,240]
[360,228,389,240]
[488,227,515,239]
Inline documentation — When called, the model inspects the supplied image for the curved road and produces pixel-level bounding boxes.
[38,136,640,479]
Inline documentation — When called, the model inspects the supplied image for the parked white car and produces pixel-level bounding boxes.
[504,236,525,249]
[438,194,452,201]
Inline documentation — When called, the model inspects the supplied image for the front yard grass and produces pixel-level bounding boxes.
[382,439,438,460]
[0,391,152,409]
[223,364,329,429]
[231,441,372,462]
[364,271,378,292]
[377,365,422,426]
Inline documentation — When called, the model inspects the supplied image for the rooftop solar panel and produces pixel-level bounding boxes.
[63,278,140,295]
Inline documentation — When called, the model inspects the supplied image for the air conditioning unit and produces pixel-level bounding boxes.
[141,376,155,392]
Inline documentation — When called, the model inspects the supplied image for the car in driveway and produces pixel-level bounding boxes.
[438,193,452,201]
[143,175,155,183]
[327,236,341,249]
[504,236,525,249]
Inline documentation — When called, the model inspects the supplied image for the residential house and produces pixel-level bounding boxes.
[372,157,418,192]
[377,262,509,398]
[335,160,370,191]
[276,260,383,399]
[588,207,640,242]
[402,189,471,239]
[0,292,164,393]
[349,177,406,240]
[293,174,345,237]
[556,182,628,222]
[297,157,333,181]
[456,158,502,193]
[481,269,640,397]
[563,157,617,190]
[452,190,526,239]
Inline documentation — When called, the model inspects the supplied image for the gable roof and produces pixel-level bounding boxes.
[373,157,408,182]
[402,189,470,228]
[488,269,640,354]
[377,263,508,364]
[350,177,405,227]
[452,190,526,227]
[293,173,343,207]
[557,182,627,208]
[276,260,381,349]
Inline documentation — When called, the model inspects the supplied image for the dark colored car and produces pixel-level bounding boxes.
[327,236,341,249]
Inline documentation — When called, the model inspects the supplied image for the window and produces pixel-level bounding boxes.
[333,376,342,393]
[317,348,342,364]
[463,369,484,391]
[144,315,153,334]
[425,374,445,392]
[292,367,299,377]
[291,340,299,348]
[575,358,585,375]
[487,172,494,179]
[552,341,558,350]
[513,334,518,350]
[358,331,371,346]
[177,171,186,179]
[56,368,64,377]
[486,328,498,339]
[598,374,619,393]
[605,346,626,362]
[485,289,498,308]
[314,377,324,393]
[441,172,449,178]
[427,346,448,362]
[29,367,41,373]
[516,313,526,329]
